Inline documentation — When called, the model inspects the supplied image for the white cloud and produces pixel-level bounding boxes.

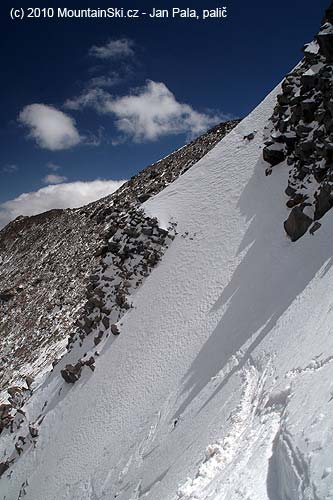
[89,38,134,59]
[106,81,222,141]
[88,72,121,89]
[64,80,223,142]
[64,88,107,111]
[1,164,18,174]
[18,104,81,151]
[46,162,61,171]
[0,179,126,229]
[42,174,68,184]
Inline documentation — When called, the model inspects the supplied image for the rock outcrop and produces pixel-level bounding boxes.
[263,1,333,240]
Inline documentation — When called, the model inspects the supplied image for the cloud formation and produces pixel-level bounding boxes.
[46,162,61,171]
[89,38,134,59]
[65,80,223,142]
[1,164,18,174]
[18,104,81,151]
[0,179,126,229]
[42,174,68,184]
[87,72,122,89]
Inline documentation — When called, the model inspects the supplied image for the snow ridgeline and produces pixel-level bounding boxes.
[0,119,239,401]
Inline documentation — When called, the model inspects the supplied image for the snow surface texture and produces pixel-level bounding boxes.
[0,120,238,400]
[2,84,333,500]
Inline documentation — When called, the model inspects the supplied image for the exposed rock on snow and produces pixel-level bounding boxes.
[263,3,333,240]
[0,119,239,404]
[284,206,313,241]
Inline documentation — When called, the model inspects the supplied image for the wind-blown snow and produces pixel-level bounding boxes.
[2,83,333,500]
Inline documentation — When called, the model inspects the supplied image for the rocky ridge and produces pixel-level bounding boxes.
[263,1,333,240]
[0,120,239,433]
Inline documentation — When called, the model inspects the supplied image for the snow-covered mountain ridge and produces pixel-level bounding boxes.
[2,5,333,500]
[0,119,238,400]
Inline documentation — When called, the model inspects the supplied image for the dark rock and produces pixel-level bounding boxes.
[294,141,314,159]
[0,290,14,302]
[52,358,60,368]
[83,356,95,371]
[111,324,120,336]
[29,426,39,438]
[108,241,121,254]
[94,331,103,346]
[285,185,297,197]
[7,386,22,397]
[86,297,103,310]
[300,100,317,123]
[102,316,110,329]
[0,404,11,417]
[157,228,169,237]
[263,145,285,166]
[318,30,333,62]
[138,194,151,203]
[61,363,82,384]
[115,293,127,308]
[310,221,322,235]
[300,74,317,93]
[0,461,9,478]
[94,245,108,258]
[314,185,333,219]
[284,207,312,241]
[89,275,99,283]
[243,132,256,141]
[124,227,140,238]
[286,194,306,208]
[142,227,153,236]
[277,94,291,106]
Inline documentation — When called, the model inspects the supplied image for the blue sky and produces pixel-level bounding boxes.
[0,0,328,225]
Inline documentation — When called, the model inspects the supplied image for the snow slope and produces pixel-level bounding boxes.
[2,84,333,500]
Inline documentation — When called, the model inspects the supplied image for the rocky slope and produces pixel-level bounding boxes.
[263,2,333,240]
[0,119,239,401]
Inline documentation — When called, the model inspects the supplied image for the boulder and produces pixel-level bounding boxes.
[285,185,297,197]
[0,461,9,478]
[25,376,34,389]
[284,207,312,241]
[94,331,103,346]
[243,132,256,141]
[310,221,322,235]
[314,185,333,219]
[300,100,317,122]
[318,30,333,62]
[263,144,285,166]
[0,291,14,302]
[286,194,306,208]
[102,316,110,329]
[82,356,95,371]
[138,194,151,203]
[111,324,120,336]
[29,426,39,438]
[7,386,22,397]
[61,363,82,384]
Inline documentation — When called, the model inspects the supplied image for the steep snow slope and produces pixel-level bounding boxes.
[0,120,237,399]
[2,84,333,500]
